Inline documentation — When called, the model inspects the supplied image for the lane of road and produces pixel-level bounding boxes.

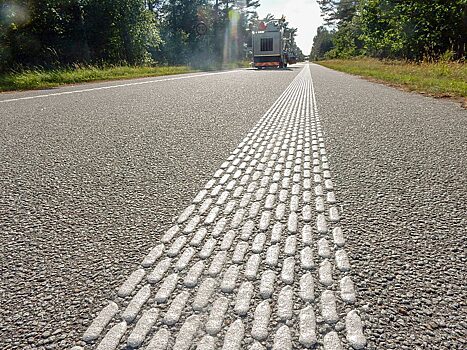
[1,63,465,350]
[312,64,466,350]
[1,67,302,350]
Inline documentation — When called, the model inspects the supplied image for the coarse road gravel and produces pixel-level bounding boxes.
[312,64,467,349]
[1,63,466,350]
[0,68,301,350]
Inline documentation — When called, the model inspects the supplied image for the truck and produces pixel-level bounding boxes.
[252,19,289,69]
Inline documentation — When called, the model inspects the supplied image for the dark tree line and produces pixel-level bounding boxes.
[1,0,304,72]
[311,0,467,61]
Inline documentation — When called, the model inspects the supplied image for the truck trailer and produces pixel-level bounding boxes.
[252,19,288,69]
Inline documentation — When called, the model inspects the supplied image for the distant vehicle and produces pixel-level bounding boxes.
[252,19,290,69]
[288,54,297,65]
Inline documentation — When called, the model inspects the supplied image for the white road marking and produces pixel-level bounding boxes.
[79,64,367,350]
[0,70,242,103]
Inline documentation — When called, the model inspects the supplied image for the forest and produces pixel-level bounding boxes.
[310,0,467,61]
[0,0,303,73]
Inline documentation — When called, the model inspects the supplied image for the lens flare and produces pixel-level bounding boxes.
[0,2,30,26]
[223,9,241,65]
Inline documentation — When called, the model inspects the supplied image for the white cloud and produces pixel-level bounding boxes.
[256,0,323,54]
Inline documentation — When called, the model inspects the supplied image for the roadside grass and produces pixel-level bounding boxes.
[317,58,467,100]
[0,65,197,92]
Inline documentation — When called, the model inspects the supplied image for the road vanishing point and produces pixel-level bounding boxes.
[1,64,466,350]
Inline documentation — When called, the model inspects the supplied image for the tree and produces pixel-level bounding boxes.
[310,26,334,60]
[360,0,467,60]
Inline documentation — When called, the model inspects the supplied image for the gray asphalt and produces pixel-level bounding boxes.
[1,64,466,350]
[312,64,466,349]
[0,67,302,349]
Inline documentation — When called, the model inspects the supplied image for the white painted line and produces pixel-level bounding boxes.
[0,70,242,103]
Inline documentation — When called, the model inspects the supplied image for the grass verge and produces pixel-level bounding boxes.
[0,65,197,92]
[317,58,467,103]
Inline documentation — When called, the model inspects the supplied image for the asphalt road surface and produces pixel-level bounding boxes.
[1,64,465,350]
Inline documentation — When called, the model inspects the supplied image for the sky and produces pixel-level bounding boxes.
[256,0,323,54]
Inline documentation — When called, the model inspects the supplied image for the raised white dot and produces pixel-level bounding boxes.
[127,308,158,348]
[193,189,208,203]
[315,197,325,213]
[222,319,244,350]
[141,244,164,268]
[319,259,333,286]
[173,315,200,350]
[206,296,229,335]
[279,189,288,202]
[220,230,236,250]
[281,257,295,284]
[252,232,267,253]
[244,254,261,280]
[299,272,314,302]
[299,306,317,347]
[221,265,239,292]
[175,247,195,271]
[148,258,171,284]
[162,225,179,243]
[265,194,275,209]
[83,302,119,342]
[164,291,189,325]
[96,321,126,350]
[317,214,328,233]
[300,246,314,270]
[190,228,207,247]
[234,281,254,315]
[288,212,298,233]
[117,269,145,297]
[346,310,367,349]
[259,270,276,299]
[199,238,217,259]
[318,237,331,258]
[197,335,216,350]
[272,325,292,350]
[122,284,151,322]
[249,202,261,218]
[335,249,351,271]
[302,224,312,245]
[251,300,271,341]
[184,261,204,287]
[241,220,255,240]
[333,227,345,247]
[193,278,217,310]
[231,208,245,228]
[212,218,227,237]
[239,193,252,208]
[329,206,340,222]
[340,276,357,304]
[266,244,280,267]
[155,273,178,303]
[205,206,220,224]
[321,290,339,323]
[277,285,294,320]
[224,200,236,215]
[208,251,227,276]
[178,204,196,224]
[232,241,249,263]
[324,331,343,350]
[275,203,286,220]
[184,215,201,233]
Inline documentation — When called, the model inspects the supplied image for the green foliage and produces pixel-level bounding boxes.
[318,58,467,98]
[310,26,334,60]
[0,0,269,73]
[0,64,195,91]
[312,0,467,61]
